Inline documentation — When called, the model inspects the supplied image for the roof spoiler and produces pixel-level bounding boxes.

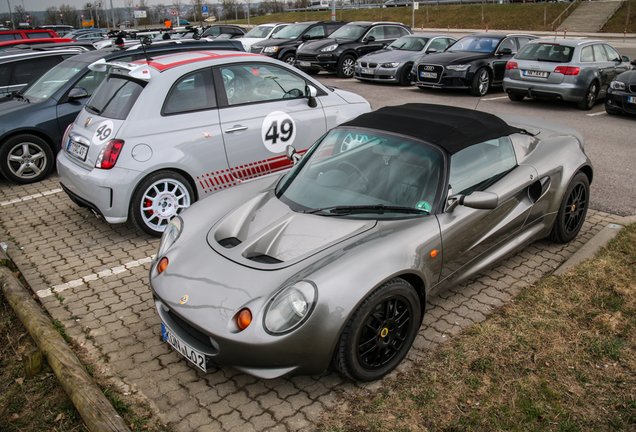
[88,58,152,81]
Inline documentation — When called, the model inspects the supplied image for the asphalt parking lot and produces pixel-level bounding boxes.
[1,60,635,431]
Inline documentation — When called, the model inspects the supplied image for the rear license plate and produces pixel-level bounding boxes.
[523,70,549,78]
[66,139,88,161]
[420,71,437,79]
[161,322,207,372]
[628,96,636,104]
[299,61,311,67]
[361,68,373,74]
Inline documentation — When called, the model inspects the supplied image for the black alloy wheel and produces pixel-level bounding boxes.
[550,172,590,244]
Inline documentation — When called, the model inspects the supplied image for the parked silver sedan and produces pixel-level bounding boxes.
[503,38,631,110]
[150,103,592,381]
[57,51,371,236]
[354,34,457,85]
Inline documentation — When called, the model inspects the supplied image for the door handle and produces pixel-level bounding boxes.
[225,125,248,133]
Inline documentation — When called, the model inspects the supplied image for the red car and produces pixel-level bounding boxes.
[0,38,73,51]
[0,29,59,40]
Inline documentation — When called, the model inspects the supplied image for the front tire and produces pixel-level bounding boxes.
[399,63,413,86]
[577,81,599,110]
[130,171,194,237]
[337,54,356,78]
[470,68,491,97]
[549,172,590,244]
[0,134,54,184]
[334,278,421,382]
[280,52,296,66]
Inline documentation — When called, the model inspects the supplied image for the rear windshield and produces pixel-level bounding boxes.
[85,74,144,120]
[516,43,574,62]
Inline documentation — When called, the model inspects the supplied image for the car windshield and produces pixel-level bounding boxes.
[244,26,273,38]
[329,25,368,40]
[516,43,574,62]
[22,59,85,103]
[276,127,443,219]
[85,74,145,120]
[388,36,430,51]
[448,36,500,53]
[273,24,310,39]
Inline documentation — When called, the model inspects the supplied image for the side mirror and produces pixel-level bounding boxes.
[631,59,636,67]
[498,47,512,56]
[620,55,629,63]
[365,35,375,44]
[306,84,318,108]
[461,191,498,210]
[68,87,88,100]
[301,33,311,40]
[286,145,302,164]
[426,48,437,54]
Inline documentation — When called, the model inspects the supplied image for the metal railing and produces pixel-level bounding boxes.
[550,0,579,31]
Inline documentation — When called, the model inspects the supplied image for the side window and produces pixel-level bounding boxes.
[72,69,108,98]
[14,56,63,85]
[516,37,531,50]
[272,25,286,36]
[304,25,325,39]
[0,34,18,41]
[385,26,402,39]
[593,44,609,62]
[498,38,516,53]
[366,26,385,41]
[325,24,341,35]
[428,38,448,52]
[398,27,410,37]
[449,137,516,195]
[0,64,12,86]
[219,63,307,106]
[603,44,621,62]
[163,69,216,115]
[27,32,53,39]
[580,46,594,62]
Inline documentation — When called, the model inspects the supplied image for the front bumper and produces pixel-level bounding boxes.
[412,63,473,90]
[605,88,636,115]
[354,65,401,83]
[57,150,141,224]
[296,53,337,71]
[503,77,586,103]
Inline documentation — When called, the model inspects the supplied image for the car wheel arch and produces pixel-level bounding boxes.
[1,129,56,152]
[129,167,199,211]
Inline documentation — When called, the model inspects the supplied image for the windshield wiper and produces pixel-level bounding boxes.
[302,204,429,216]
[14,93,30,103]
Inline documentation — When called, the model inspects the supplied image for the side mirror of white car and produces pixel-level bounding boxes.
[306,85,318,108]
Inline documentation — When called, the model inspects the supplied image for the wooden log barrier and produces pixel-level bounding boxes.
[0,266,131,432]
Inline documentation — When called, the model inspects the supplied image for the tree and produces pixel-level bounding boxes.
[13,5,26,24]
[124,0,134,23]
[190,0,204,23]
[138,0,149,25]
[59,4,79,26]
[44,6,59,25]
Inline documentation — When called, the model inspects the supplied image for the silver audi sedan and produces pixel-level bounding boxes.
[57,51,371,236]
[150,103,592,381]
[503,38,631,110]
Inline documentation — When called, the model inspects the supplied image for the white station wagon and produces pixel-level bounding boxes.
[57,50,371,236]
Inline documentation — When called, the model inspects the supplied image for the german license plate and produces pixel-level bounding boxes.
[361,68,373,74]
[161,322,207,372]
[523,70,548,78]
[66,139,88,161]
[299,61,311,67]
[420,71,437,79]
[628,96,636,104]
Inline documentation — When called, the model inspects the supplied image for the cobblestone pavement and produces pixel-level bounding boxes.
[0,174,624,432]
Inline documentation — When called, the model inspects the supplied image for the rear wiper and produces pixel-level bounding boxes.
[85,103,102,114]
[302,204,429,215]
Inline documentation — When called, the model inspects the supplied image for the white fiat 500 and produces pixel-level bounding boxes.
[57,50,371,236]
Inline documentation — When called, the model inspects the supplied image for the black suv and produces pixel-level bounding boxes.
[250,21,348,66]
[0,39,244,184]
[296,21,412,78]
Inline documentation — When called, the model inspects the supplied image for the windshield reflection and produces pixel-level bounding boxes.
[23,60,84,103]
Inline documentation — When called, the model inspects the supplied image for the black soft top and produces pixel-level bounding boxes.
[342,103,523,155]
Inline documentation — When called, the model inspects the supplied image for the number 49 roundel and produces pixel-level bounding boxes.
[261,111,297,154]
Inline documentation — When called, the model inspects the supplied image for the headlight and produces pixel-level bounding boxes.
[320,44,338,52]
[610,80,625,91]
[264,281,317,334]
[156,216,183,259]
[263,46,279,53]
[447,64,470,71]
[381,62,400,68]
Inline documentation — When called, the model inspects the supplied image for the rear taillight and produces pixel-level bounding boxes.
[506,61,518,70]
[554,66,580,76]
[62,123,73,146]
[95,140,124,169]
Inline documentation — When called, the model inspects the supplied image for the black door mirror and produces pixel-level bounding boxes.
[498,47,512,56]
[365,35,376,44]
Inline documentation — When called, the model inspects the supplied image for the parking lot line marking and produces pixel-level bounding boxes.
[0,188,63,207]
[482,96,509,101]
[36,255,156,299]
[587,112,606,117]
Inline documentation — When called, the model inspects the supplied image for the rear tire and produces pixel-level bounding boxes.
[130,171,194,237]
[0,134,54,184]
[549,172,589,244]
[334,278,421,382]
[577,81,599,110]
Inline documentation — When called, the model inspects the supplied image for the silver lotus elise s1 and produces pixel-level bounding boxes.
[150,103,593,381]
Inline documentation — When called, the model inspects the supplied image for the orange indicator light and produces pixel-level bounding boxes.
[157,257,169,274]
[430,250,438,258]
[237,309,252,330]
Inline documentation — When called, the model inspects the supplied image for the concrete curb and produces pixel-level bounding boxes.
[554,215,636,276]
[0,248,131,432]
